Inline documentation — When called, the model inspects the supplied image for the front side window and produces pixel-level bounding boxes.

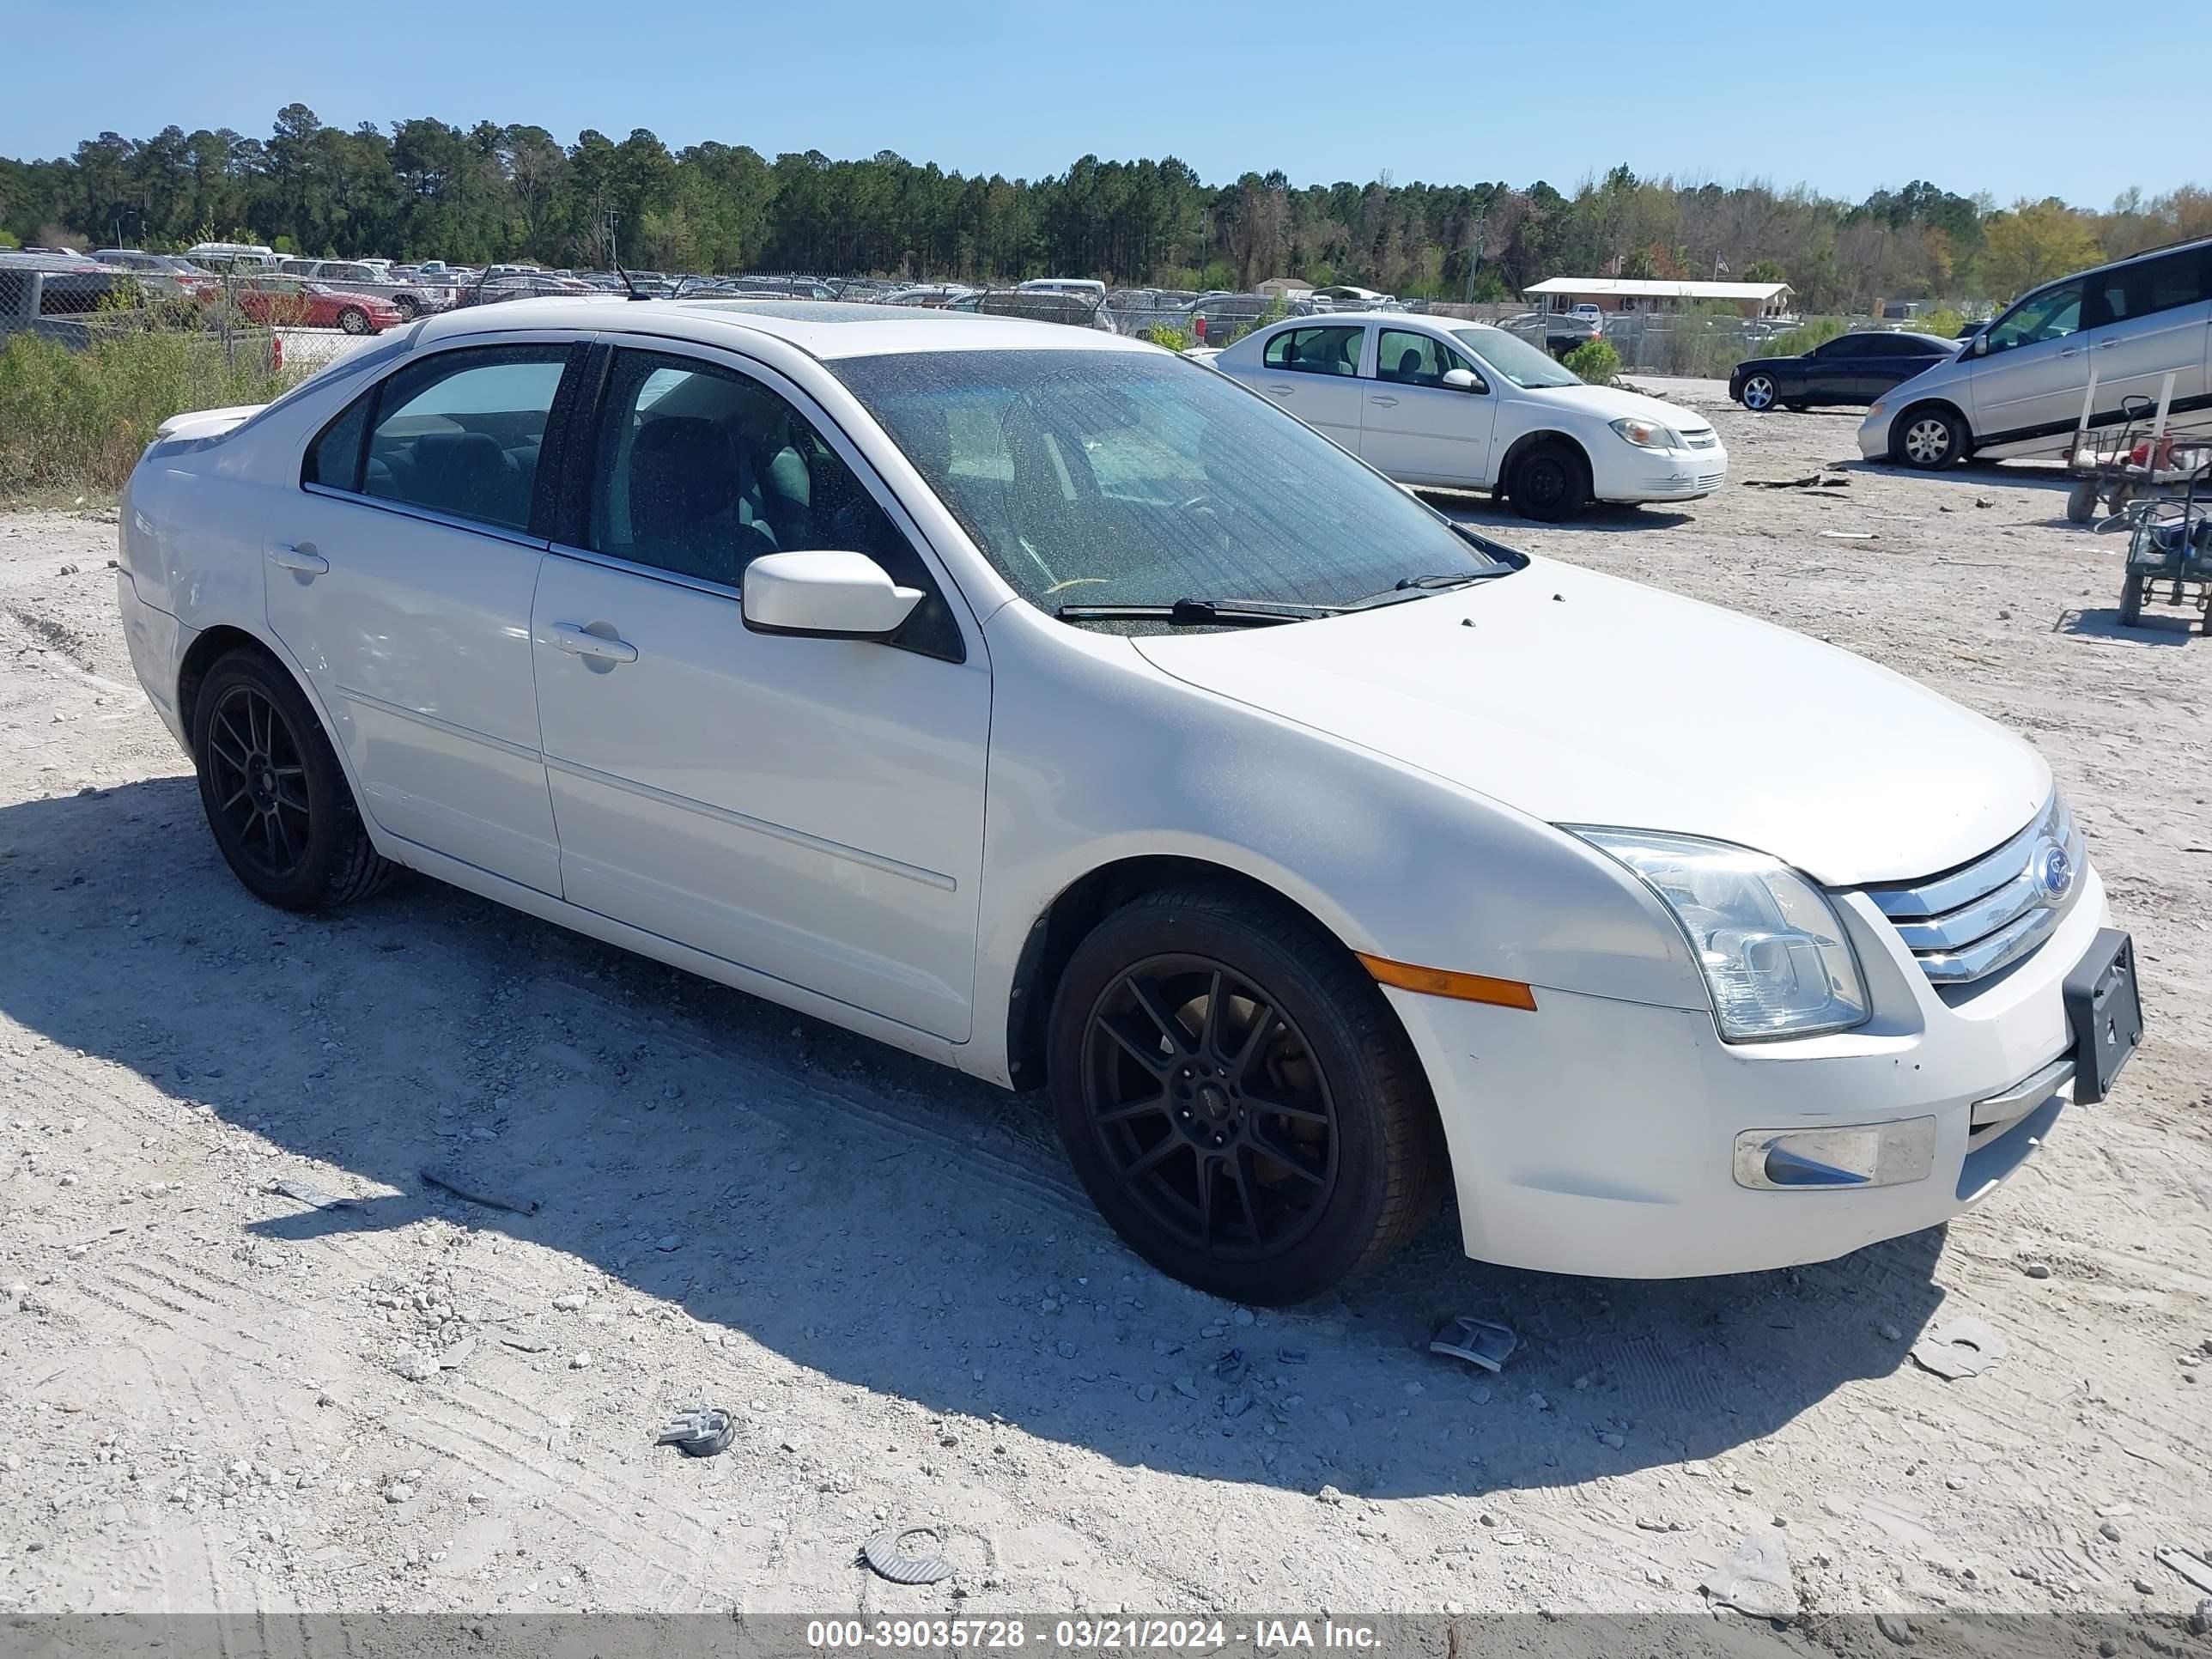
[313,346,573,532]
[835,349,1512,619]
[1261,325,1363,376]
[587,349,961,659]
[1376,329,1475,388]
[1985,282,2083,352]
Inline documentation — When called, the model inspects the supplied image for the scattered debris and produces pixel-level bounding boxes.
[1702,1529,1800,1622]
[420,1165,540,1216]
[654,1407,735,1458]
[270,1176,356,1212]
[1276,1346,1309,1365]
[1911,1315,2008,1379]
[1221,1391,1252,1419]
[568,1351,593,1370]
[2021,1261,2052,1279]
[1819,531,1879,541]
[550,1292,587,1312]
[1212,1347,1249,1385]
[1429,1316,1518,1373]
[500,1334,552,1354]
[1875,1613,1917,1647]
[435,1336,477,1370]
[860,1527,955,1585]
[2158,1547,2212,1595]
[2099,1520,2123,1542]
[1316,1485,1346,1506]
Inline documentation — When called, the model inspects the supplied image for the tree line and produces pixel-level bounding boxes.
[4,105,2206,311]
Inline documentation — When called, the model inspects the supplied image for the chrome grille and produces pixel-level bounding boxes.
[1864,793,2083,985]
[1682,429,1719,449]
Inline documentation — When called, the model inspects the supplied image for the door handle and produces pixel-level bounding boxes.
[1369,395,1400,407]
[2059,347,2081,358]
[270,543,328,575]
[1265,383,1294,396]
[2097,338,2119,349]
[550,623,638,665]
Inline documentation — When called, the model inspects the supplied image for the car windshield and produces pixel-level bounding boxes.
[835,349,1513,617]
[1449,328,1581,389]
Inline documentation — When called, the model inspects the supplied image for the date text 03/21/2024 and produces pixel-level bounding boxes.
[802,1619,1382,1650]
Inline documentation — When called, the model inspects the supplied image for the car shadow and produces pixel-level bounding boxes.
[0,777,1953,1502]
[1831,458,2076,495]
[1420,492,1698,533]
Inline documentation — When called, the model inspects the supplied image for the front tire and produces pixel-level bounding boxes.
[1047,887,1446,1306]
[1739,374,1779,411]
[191,650,395,911]
[1509,440,1592,522]
[1892,404,1966,470]
[337,307,372,336]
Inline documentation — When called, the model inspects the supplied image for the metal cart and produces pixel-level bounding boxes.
[2101,454,2212,633]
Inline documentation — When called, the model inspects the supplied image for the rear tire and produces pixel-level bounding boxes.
[1891,404,1966,470]
[191,650,395,911]
[1047,886,1446,1306]
[2066,479,2100,524]
[1510,440,1592,522]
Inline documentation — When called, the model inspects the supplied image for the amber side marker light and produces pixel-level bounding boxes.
[1356,953,1539,1011]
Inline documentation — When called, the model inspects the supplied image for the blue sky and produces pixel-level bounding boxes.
[6,0,2205,206]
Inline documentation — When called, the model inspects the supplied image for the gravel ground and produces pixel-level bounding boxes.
[2,386,2209,1643]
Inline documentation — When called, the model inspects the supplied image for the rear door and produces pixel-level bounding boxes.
[1358,326,1498,485]
[1248,324,1370,450]
[2081,246,2212,424]
[1965,278,2090,447]
[268,338,584,893]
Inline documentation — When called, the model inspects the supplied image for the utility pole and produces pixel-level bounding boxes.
[600,204,621,269]
[1463,205,1487,306]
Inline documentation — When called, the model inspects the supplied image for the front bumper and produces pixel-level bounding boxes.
[1592,440,1730,505]
[1856,408,1890,459]
[1387,864,2111,1279]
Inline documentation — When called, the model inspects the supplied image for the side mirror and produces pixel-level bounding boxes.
[742,550,922,641]
[1442,367,1482,392]
[1971,334,1989,356]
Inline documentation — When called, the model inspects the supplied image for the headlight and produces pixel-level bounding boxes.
[1867,400,1887,418]
[1568,829,1869,1041]
[1609,416,1679,450]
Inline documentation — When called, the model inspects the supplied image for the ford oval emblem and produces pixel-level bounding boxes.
[2032,840,2075,904]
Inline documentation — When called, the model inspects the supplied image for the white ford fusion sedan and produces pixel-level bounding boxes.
[117,297,2142,1304]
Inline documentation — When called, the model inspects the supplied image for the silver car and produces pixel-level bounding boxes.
[1860,235,2212,469]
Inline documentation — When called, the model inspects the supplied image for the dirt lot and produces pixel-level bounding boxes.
[3,386,2209,1640]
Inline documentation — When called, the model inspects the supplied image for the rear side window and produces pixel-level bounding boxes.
[2090,248,2210,326]
[303,345,570,534]
[1261,325,1364,375]
[304,395,372,489]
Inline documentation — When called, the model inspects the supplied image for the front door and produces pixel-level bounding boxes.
[1250,324,1370,451]
[1358,326,1499,485]
[1966,278,2089,447]
[530,345,991,1041]
[267,342,579,893]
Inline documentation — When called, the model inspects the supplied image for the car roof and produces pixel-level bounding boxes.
[408,296,1158,361]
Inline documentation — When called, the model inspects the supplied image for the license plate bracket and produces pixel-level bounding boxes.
[2064,927,2143,1105]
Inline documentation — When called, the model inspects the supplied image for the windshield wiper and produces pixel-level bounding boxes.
[1343,569,1516,610]
[1055,598,1341,628]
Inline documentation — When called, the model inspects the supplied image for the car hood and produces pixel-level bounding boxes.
[1131,559,2047,886]
[1511,380,1715,433]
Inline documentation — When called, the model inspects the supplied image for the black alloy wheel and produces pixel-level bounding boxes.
[1079,955,1340,1261]
[204,681,312,882]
